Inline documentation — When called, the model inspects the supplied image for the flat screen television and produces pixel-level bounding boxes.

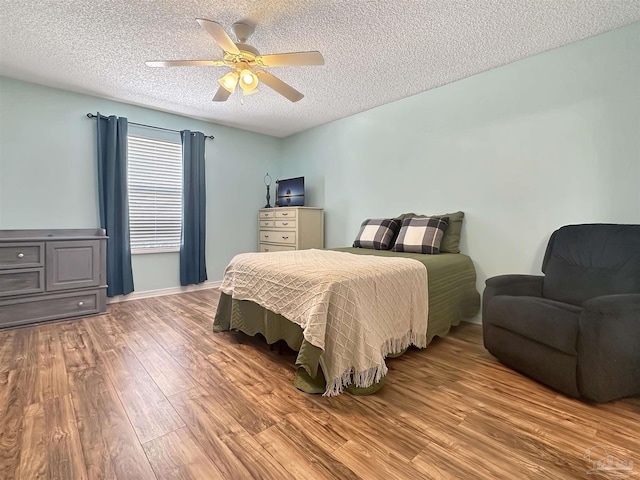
[276,176,304,207]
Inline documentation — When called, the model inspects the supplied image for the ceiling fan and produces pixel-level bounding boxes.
[146,19,324,103]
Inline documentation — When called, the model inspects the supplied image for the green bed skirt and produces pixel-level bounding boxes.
[213,249,480,395]
[213,292,392,394]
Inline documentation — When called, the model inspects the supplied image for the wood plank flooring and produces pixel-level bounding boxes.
[0,290,638,479]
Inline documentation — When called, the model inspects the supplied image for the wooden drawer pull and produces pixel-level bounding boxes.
[282,222,289,226]
[281,213,289,216]
[282,236,289,240]
[264,235,269,238]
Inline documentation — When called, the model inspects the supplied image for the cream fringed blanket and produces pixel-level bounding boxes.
[219,249,429,396]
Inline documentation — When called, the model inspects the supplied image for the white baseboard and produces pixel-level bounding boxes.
[107,280,222,304]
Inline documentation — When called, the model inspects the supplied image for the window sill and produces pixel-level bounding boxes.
[132,247,179,255]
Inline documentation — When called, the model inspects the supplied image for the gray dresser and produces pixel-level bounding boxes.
[0,229,107,329]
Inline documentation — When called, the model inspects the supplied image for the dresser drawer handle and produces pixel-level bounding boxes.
[78,301,84,307]
[264,248,270,252]
[281,213,288,216]
[282,236,289,240]
[17,253,24,258]
[264,235,269,238]
[281,222,288,225]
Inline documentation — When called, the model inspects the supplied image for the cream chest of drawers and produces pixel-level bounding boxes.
[258,207,324,252]
[0,229,107,329]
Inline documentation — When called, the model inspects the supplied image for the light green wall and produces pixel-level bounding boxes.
[281,23,640,298]
[0,77,282,291]
[1,23,638,298]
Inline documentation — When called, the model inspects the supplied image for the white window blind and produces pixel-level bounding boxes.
[127,135,182,252]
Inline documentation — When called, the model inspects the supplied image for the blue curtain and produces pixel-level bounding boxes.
[180,130,208,286]
[96,113,134,297]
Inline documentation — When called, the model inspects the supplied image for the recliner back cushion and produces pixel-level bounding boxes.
[542,224,640,306]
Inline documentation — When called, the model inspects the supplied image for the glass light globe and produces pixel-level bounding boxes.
[239,69,259,91]
[218,71,239,93]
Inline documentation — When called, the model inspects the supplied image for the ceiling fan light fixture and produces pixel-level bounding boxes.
[148,18,324,103]
[219,71,239,93]
[239,69,259,92]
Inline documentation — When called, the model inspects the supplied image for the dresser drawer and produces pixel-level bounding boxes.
[259,230,278,243]
[259,230,296,245]
[0,243,44,269]
[259,243,295,253]
[0,289,105,329]
[275,209,296,219]
[259,220,275,228]
[260,230,296,245]
[274,219,296,228]
[0,268,45,297]
[259,210,275,219]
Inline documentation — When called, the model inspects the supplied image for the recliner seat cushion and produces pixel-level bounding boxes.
[485,295,582,354]
[542,224,640,306]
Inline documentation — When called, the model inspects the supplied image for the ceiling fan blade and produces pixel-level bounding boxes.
[257,71,304,102]
[196,19,240,55]
[146,60,225,67]
[256,51,324,67]
[212,86,232,102]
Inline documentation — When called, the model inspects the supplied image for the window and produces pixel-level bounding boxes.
[127,133,182,253]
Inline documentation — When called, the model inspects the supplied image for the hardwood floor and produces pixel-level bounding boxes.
[1,290,638,479]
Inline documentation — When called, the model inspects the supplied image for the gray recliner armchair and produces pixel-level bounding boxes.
[483,224,640,402]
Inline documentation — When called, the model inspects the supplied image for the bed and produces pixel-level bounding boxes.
[213,246,480,395]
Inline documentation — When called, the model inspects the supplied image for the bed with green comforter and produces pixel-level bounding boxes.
[213,247,480,395]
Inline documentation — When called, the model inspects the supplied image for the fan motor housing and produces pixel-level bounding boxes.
[232,22,255,43]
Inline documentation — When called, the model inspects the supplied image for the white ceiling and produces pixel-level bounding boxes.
[1,1,639,138]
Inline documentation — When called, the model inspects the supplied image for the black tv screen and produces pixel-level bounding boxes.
[276,176,304,207]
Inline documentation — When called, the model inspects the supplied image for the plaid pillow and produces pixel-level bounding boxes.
[353,218,402,250]
[392,217,450,254]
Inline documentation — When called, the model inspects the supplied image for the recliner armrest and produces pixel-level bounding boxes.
[578,293,640,402]
[485,275,544,297]
[482,275,544,337]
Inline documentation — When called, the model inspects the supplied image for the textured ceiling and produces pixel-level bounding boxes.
[1,1,639,137]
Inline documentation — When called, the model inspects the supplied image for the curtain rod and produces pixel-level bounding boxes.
[86,113,214,140]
